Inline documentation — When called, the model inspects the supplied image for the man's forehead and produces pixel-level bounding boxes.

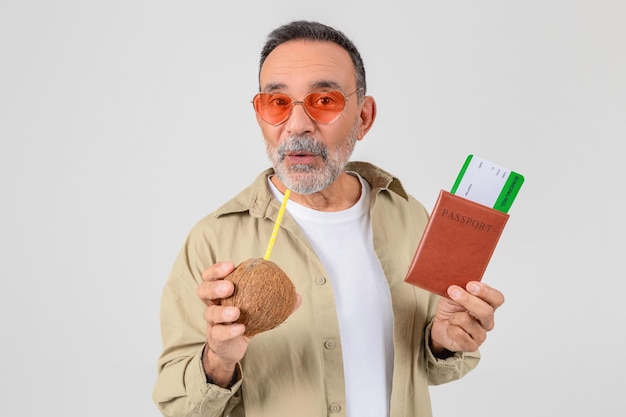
[259,40,355,90]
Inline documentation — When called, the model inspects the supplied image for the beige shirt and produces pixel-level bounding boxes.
[153,161,480,417]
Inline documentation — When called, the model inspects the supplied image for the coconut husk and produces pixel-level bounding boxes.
[221,258,296,336]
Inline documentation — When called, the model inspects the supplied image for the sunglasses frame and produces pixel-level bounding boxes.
[252,88,363,126]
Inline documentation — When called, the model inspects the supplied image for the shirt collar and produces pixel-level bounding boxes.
[214,162,409,219]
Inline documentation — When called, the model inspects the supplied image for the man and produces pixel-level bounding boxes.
[153,20,505,417]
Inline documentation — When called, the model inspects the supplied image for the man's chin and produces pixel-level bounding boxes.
[289,166,320,174]
[276,173,324,195]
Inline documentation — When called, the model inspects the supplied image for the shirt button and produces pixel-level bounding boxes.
[315,276,327,285]
[324,340,336,350]
[329,403,342,413]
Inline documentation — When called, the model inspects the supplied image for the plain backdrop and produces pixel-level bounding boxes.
[1,1,624,416]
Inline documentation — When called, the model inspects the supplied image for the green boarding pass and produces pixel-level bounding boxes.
[450,154,524,213]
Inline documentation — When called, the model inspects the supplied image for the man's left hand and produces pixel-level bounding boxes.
[430,281,505,356]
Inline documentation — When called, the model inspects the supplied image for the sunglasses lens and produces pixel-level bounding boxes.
[253,93,292,125]
[304,91,346,124]
[253,91,348,125]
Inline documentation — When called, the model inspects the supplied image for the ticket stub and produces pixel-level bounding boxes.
[450,154,524,213]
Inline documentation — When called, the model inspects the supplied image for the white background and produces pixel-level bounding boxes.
[1,1,624,416]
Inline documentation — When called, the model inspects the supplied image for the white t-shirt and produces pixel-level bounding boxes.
[269,174,394,417]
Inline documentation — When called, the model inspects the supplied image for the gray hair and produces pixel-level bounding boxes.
[258,20,367,94]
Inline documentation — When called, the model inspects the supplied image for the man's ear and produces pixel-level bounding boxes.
[356,95,377,140]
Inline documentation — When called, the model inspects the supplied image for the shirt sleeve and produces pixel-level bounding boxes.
[153,348,243,417]
[423,320,481,386]
[152,243,243,417]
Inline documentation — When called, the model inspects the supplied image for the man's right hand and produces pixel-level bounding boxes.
[196,261,250,388]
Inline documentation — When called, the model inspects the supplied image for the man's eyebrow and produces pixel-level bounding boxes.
[261,83,287,93]
[261,80,343,93]
[310,80,342,90]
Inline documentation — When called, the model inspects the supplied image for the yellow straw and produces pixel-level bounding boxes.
[263,189,291,260]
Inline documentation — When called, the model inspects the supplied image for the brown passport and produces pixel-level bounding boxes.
[404,190,509,298]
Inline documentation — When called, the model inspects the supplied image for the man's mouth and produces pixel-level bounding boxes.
[284,151,319,163]
[276,135,328,163]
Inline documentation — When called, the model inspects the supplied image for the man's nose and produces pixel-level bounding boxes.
[283,101,315,134]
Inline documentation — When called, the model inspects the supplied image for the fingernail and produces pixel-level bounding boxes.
[218,282,229,293]
[469,283,480,294]
[449,288,461,299]
[221,262,234,273]
[224,307,236,319]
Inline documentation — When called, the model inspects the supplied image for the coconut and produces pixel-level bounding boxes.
[221,258,297,336]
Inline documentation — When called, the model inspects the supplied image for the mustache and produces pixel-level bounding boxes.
[277,135,328,161]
